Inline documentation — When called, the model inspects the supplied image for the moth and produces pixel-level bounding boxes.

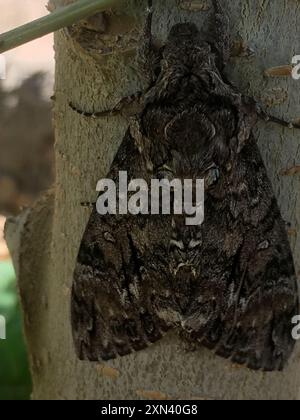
[71,0,299,371]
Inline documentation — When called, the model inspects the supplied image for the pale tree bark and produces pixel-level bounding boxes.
[6,0,300,400]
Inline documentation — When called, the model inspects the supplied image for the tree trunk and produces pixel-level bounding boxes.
[6,0,300,400]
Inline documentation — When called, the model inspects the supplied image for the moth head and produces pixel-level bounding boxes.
[167,23,200,41]
[164,23,212,69]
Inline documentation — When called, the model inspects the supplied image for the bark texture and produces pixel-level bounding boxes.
[6,0,300,400]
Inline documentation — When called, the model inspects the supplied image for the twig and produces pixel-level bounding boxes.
[0,0,118,54]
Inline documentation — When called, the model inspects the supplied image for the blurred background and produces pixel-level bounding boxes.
[0,0,55,399]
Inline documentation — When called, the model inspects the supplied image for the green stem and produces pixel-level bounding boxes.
[0,0,119,54]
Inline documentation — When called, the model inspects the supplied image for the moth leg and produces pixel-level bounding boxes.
[211,0,230,67]
[256,104,300,130]
[69,2,159,119]
[137,0,161,85]
[69,92,143,119]
[242,95,300,130]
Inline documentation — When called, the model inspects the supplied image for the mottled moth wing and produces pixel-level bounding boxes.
[180,135,298,371]
[71,130,171,361]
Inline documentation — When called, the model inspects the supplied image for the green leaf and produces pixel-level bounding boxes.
[0,261,32,400]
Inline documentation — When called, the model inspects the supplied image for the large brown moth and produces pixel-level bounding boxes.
[71,0,299,371]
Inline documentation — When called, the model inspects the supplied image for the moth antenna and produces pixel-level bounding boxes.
[137,0,161,85]
[211,0,230,67]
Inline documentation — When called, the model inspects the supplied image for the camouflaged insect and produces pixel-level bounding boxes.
[71,0,299,371]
